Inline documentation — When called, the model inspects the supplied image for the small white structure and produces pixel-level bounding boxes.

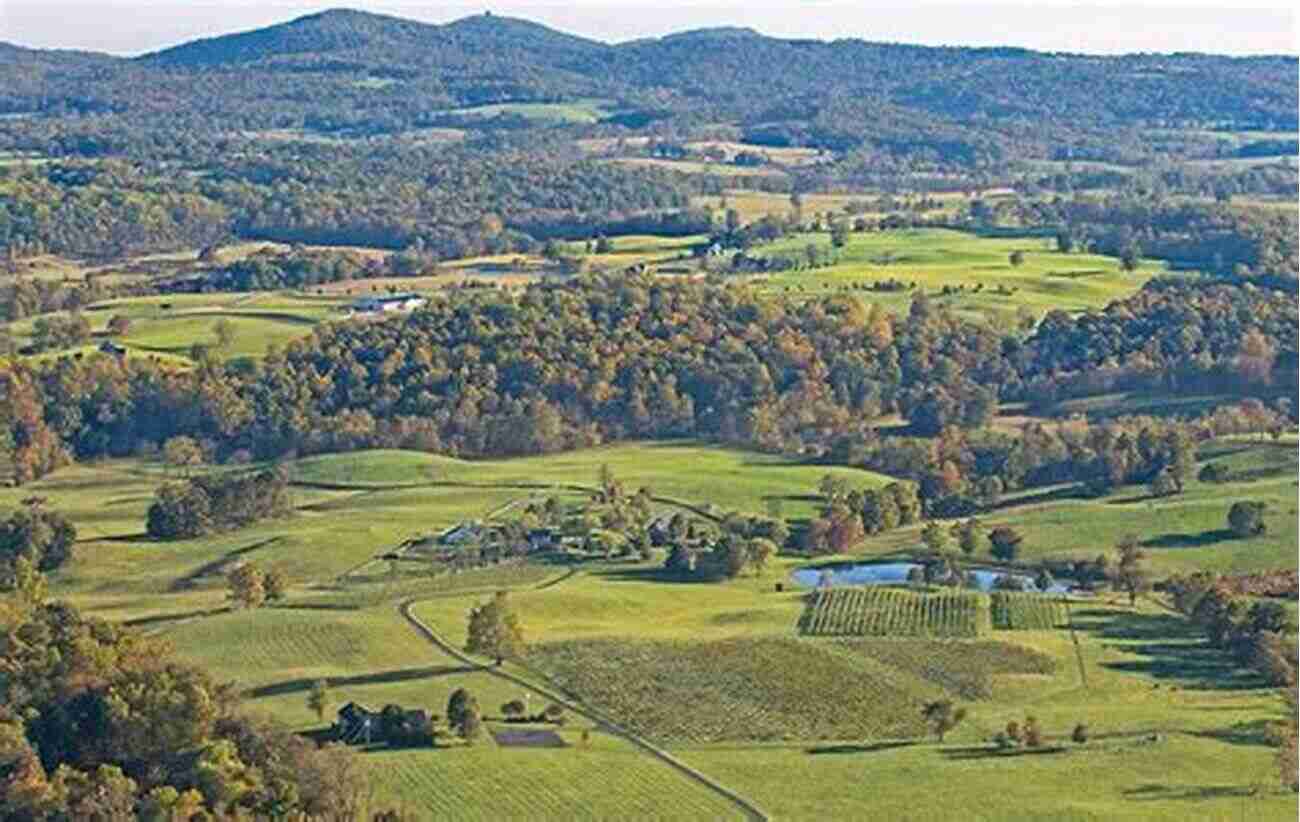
[349,293,428,314]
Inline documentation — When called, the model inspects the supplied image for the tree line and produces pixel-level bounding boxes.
[3,274,1294,489]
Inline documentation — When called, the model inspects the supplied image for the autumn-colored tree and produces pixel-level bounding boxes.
[263,566,287,602]
[1114,535,1150,606]
[226,562,266,609]
[921,520,950,553]
[465,591,526,664]
[921,700,967,742]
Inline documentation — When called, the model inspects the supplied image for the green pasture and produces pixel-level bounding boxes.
[293,440,892,519]
[850,440,1298,577]
[433,98,617,124]
[8,291,344,361]
[3,432,1294,819]
[750,228,1166,316]
[413,561,1292,819]
[691,188,982,225]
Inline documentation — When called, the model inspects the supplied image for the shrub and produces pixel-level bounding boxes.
[1198,463,1230,483]
[1023,715,1043,748]
[1227,501,1268,537]
[988,527,1023,562]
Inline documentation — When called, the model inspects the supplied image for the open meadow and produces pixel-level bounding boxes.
[4,430,1294,819]
[748,227,1166,316]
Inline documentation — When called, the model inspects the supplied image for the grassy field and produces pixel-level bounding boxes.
[411,560,1294,819]
[4,431,1295,819]
[6,291,344,361]
[849,440,1298,577]
[691,188,993,225]
[433,99,616,124]
[293,441,892,519]
[748,228,1166,316]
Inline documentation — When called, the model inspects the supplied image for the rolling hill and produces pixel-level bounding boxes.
[0,8,1293,157]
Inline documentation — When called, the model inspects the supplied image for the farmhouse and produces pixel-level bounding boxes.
[441,521,483,545]
[334,702,378,744]
[334,702,435,746]
[349,293,428,314]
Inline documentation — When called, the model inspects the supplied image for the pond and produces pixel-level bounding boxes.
[789,561,1076,594]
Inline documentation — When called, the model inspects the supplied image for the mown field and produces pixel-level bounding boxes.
[692,188,992,224]
[6,225,1169,369]
[749,227,1166,316]
[292,440,892,519]
[3,430,1295,819]
[6,290,344,361]
[413,562,1294,819]
[852,439,1298,577]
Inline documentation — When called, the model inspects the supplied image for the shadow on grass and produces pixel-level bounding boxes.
[1190,720,1275,748]
[1069,608,1262,691]
[1123,783,1259,801]
[596,566,726,585]
[170,536,283,591]
[272,602,362,612]
[939,745,1068,760]
[806,741,916,756]
[247,665,476,698]
[123,606,229,628]
[1141,529,1237,549]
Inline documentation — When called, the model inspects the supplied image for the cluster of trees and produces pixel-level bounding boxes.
[0,140,696,261]
[2,273,147,322]
[664,533,778,581]
[1166,572,1297,687]
[967,195,1298,285]
[4,274,1294,490]
[0,581,371,818]
[146,468,292,539]
[827,413,1209,521]
[1018,281,1297,406]
[802,477,923,555]
[225,561,288,609]
[0,502,77,579]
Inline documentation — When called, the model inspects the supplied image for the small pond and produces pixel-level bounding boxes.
[789,561,1076,594]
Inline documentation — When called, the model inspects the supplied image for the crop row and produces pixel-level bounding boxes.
[990,592,1066,630]
[525,637,930,743]
[799,587,987,638]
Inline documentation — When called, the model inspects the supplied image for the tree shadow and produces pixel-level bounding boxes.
[123,606,229,628]
[939,745,1068,760]
[246,665,475,698]
[1189,720,1274,748]
[1069,608,1262,691]
[272,602,361,612]
[806,741,916,756]
[170,536,283,591]
[1141,529,1236,549]
[1123,783,1259,801]
[596,567,725,585]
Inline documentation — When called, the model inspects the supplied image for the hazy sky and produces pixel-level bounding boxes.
[0,0,1295,56]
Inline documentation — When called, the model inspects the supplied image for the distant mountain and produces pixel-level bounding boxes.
[0,9,1294,162]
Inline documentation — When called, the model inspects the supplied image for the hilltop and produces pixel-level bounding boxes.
[0,8,1292,154]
